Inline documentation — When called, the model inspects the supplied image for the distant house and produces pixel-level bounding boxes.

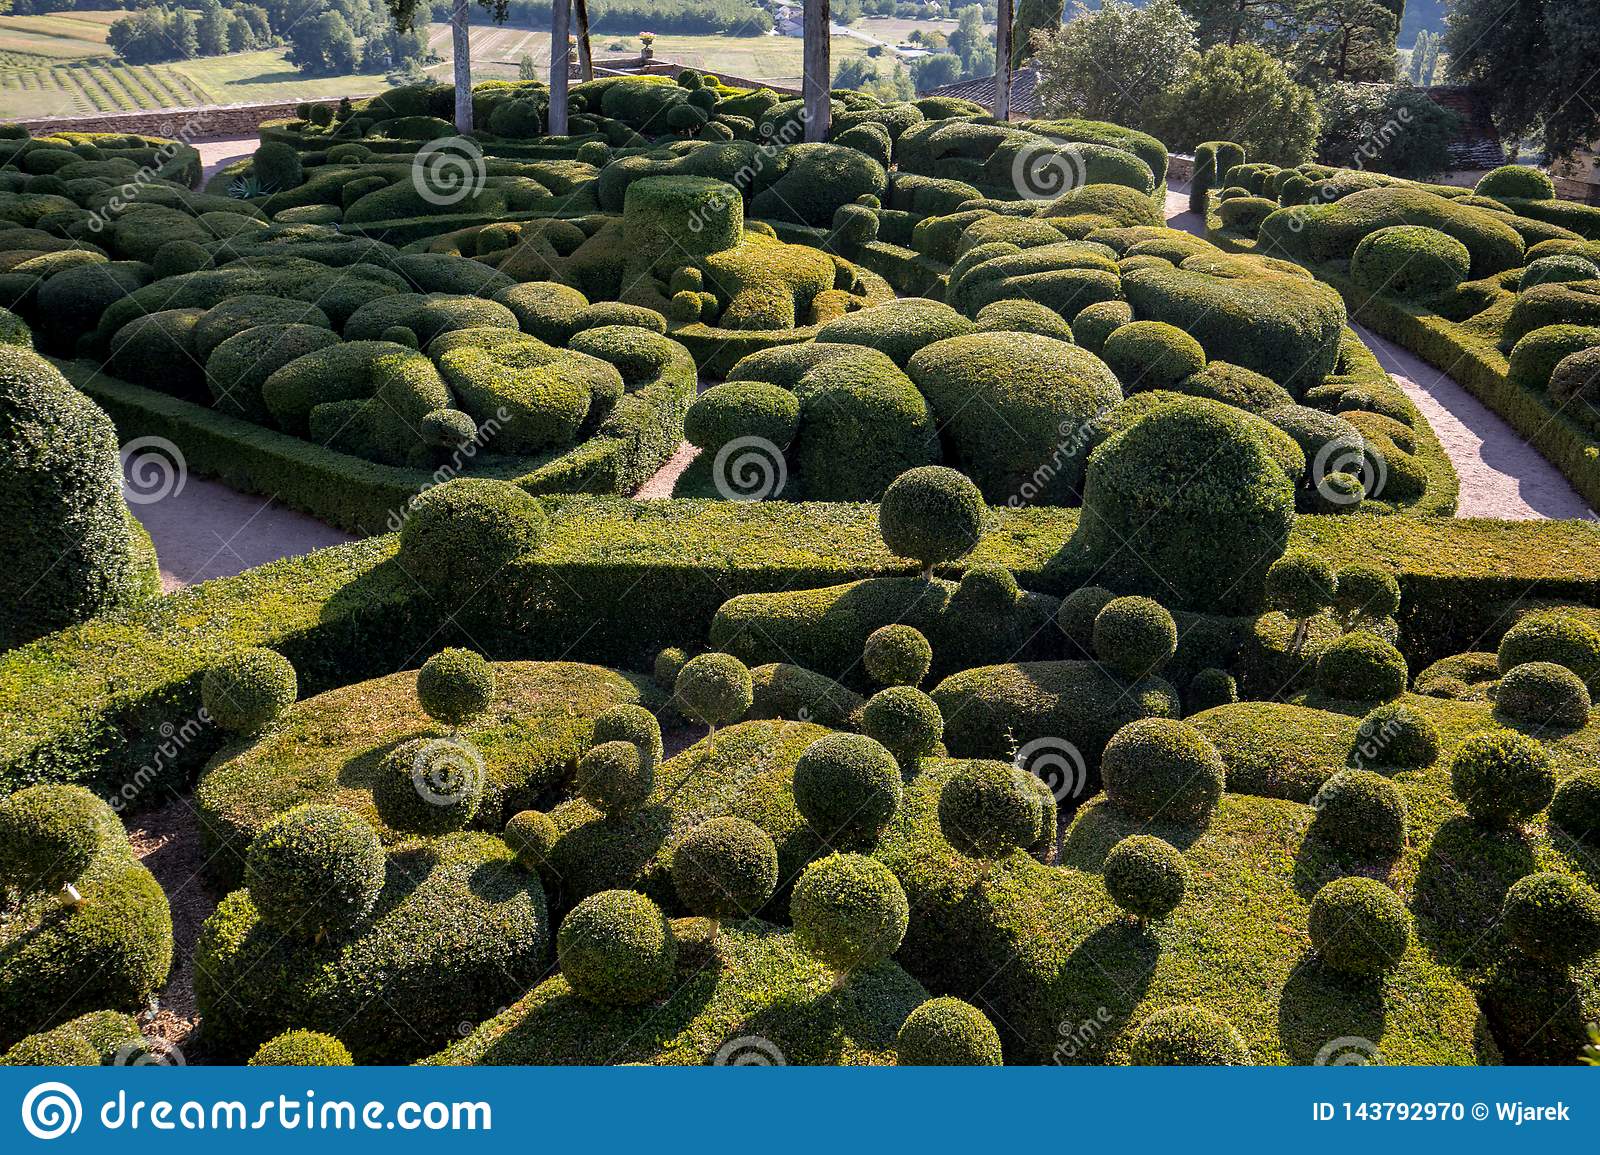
[774,4,798,22]
[776,15,803,36]
[926,68,1038,119]
[1422,86,1508,171]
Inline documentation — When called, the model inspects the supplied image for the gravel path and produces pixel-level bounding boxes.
[1162,190,1593,520]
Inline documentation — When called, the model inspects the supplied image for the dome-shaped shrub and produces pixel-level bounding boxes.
[953,564,1018,615]
[1316,630,1407,702]
[1092,595,1177,678]
[1522,254,1600,293]
[1265,551,1337,619]
[202,648,297,734]
[1497,661,1591,729]
[396,477,548,588]
[792,733,903,847]
[245,804,385,939]
[372,736,484,834]
[654,646,690,691]
[1351,225,1471,299]
[504,809,559,874]
[1498,613,1600,685]
[1550,346,1600,410]
[1551,769,1600,841]
[670,816,778,921]
[1309,769,1407,858]
[683,381,800,453]
[575,740,652,816]
[593,703,664,771]
[1186,667,1238,713]
[1103,834,1187,921]
[863,623,933,687]
[1100,320,1206,393]
[248,1029,354,1066]
[1057,585,1116,655]
[557,890,677,1006]
[415,648,495,728]
[791,852,909,972]
[937,759,1040,859]
[1450,728,1555,826]
[1308,876,1410,976]
[1501,871,1600,967]
[896,997,1002,1065]
[878,466,985,575]
[1101,718,1225,825]
[674,652,753,732]
[0,783,106,893]
[1127,1005,1251,1065]
[861,686,944,769]
[1475,164,1555,201]
[973,298,1075,341]
[2,1028,101,1066]
[1335,562,1400,621]
[421,407,477,449]
[1070,299,1133,355]
[1349,701,1439,770]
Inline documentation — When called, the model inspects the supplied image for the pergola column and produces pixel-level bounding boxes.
[803,0,831,142]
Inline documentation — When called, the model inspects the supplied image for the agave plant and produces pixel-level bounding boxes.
[227,173,275,200]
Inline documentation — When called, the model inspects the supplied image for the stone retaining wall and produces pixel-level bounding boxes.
[17,97,367,141]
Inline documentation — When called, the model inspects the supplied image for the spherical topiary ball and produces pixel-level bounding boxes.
[1092,595,1178,678]
[575,740,653,816]
[396,477,548,588]
[1496,661,1592,729]
[878,466,986,574]
[937,759,1038,859]
[1349,701,1440,770]
[1057,585,1116,655]
[670,816,779,920]
[654,646,691,691]
[792,733,903,848]
[203,647,297,733]
[791,852,909,972]
[1551,769,1600,841]
[1450,728,1555,826]
[1,1028,101,1066]
[1335,563,1401,621]
[1100,320,1207,393]
[896,997,1003,1065]
[1309,769,1407,858]
[504,809,558,875]
[245,803,385,939]
[1127,1005,1251,1065]
[1071,299,1133,355]
[1497,613,1600,685]
[1265,550,1337,619]
[0,783,107,893]
[674,652,753,731]
[863,623,933,687]
[248,1029,354,1066]
[593,703,664,770]
[1186,667,1238,714]
[1103,834,1187,921]
[953,564,1019,615]
[1308,876,1410,976]
[372,735,484,835]
[1501,871,1600,966]
[557,890,677,1006]
[1351,225,1471,299]
[1316,630,1407,702]
[1101,718,1225,826]
[415,647,495,728]
[861,687,944,769]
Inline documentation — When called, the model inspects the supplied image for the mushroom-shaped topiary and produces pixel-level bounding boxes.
[396,477,548,589]
[674,652,753,735]
[1100,718,1225,826]
[1334,562,1400,627]
[1500,871,1600,967]
[0,783,107,894]
[245,804,385,940]
[863,623,933,687]
[248,1029,355,1066]
[1092,595,1177,678]
[557,890,678,1006]
[670,816,778,930]
[504,809,559,875]
[1496,661,1592,730]
[1449,728,1555,827]
[1266,550,1336,653]
[860,686,944,770]
[1127,1005,1251,1065]
[1102,834,1187,923]
[791,852,909,974]
[575,740,652,816]
[1315,630,1407,703]
[1057,585,1116,656]
[1349,701,1439,770]
[1551,769,1600,841]
[371,736,485,835]
[415,647,495,729]
[1186,667,1238,714]
[878,466,986,578]
[792,733,903,848]
[896,997,1003,1065]
[1308,876,1410,976]
[1497,613,1600,686]
[1308,769,1407,859]
[937,759,1039,862]
[1100,320,1206,393]
[202,648,297,734]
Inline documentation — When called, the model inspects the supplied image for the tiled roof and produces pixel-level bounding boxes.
[1423,85,1508,170]
[926,68,1038,118]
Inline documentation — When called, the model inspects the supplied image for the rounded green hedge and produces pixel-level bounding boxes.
[674,652,753,731]
[896,996,1002,1066]
[202,648,297,734]
[1350,225,1471,300]
[504,809,559,875]
[861,686,944,769]
[245,803,385,940]
[1092,595,1177,679]
[1449,728,1555,826]
[416,648,495,728]
[1071,299,1132,355]
[1100,718,1225,826]
[1497,613,1600,685]
[1309,769,1407,858]
[1103,833,1187,921]
[1127,1005,1251,1065]
[1496,661,1591,729]
[878,466,986,573]
[1350,701,1439,770]
[670,816,778,921]
[937,759,1039,859]
[575,740,652,816]
[1551,769,1600,841]
[1315,631,1407,702]
[248,1029,354,1066]
[863,624,933,688]
[1475,165,1555,201]
[684,381,799,454]
[792,732,903,848]
[1336,562,1401,621]
[1057,585,1116,655]
[0,783,106,893]
[372,736,485,835]
[1522,254,1599,293]
[1308,876,1410,976]
[791,852,909,973]
[557,889,677,1006]
[1265,551,1337,619]
[396,478,548,589]
[1500,871,1600,967]
[1550,346,1600,411]
[1100,320,1206,394]
[1186,667,1238,713]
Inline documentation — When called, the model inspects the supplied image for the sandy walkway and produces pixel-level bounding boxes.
[196,136,257,186]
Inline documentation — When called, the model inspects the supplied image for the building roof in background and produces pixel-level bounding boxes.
[1423,85,1508,170]
[926,68,1038,119]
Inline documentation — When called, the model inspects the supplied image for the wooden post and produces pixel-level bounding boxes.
[803,0,830,142]
[550,0,570,135]
[450,0,472,134]
[574,0,593,81]
[994,0,1013,122]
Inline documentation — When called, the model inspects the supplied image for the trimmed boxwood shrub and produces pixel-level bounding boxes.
[372,736,485,835]
[1315,630,1407,702]
[1500,872,1600,967]
[670,816,778,922]
[1,1028,101,1066]
[973,298,1075,340]
[1550,769,1600,841]
[864,624,932,687]
[0,782,106,893]
[1522,254,1600,292]
[1186,667,1238,713]
[1057,585,1116,655]
[1127,1005,1251,1065]
[861,686,943,769]
[1335,562,1401,622]
[416,647,495,728]
[1496,661,1591,729]
[202,648,297,734]
[245,803,384,940]
[674,652,753,732]
[1309,769,1406,858]
[249,1029,354,1066]
[792,732,903,848]
[878,466,986,576]
[1100,718,1224,825]
[684,381,799,453]
[1092,595,1177,678]
[1308,876,1410,976]
[896,996,1002,1065]
[1449,728,1555,826]
[1505,325,1600,393]
[1349,701,1439,770]
[505,809,559,875]
[557,889,676,1007]
[1497,613,1600,685]
[1265,550,1337,620]
[1100,320,1206,394]
[1350,225,1471,300]
[396,478,548,589]
[1475,165,1555,201]
[1549,346,1600,411]
[791,852,908,973]
[937,759,1038,860]
[575,740,652,816]
[816,298,974,367]
[1103,833,1187,921]
[1071,299,1132,355]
